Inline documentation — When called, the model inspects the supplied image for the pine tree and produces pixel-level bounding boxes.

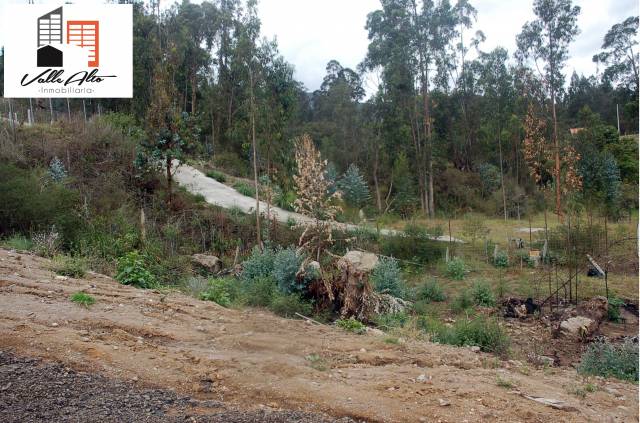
[338,163,370,208]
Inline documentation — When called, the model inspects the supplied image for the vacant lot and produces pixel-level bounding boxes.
[0,249,637,422]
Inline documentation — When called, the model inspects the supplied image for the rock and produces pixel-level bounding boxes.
[365,327,385,336]
[339,250,379,273]
[54,275,68,281]
[191,254,223,273]
[559,316,596,339]
[438,399,451,406]
[50,322,58,327]
[416,374,429,383]
[470,346,481,353]
[577,296,608,323]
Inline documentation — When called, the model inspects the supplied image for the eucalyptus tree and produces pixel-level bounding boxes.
[476,47,515,220]
[516,0,581,219]
[593,16,639,94]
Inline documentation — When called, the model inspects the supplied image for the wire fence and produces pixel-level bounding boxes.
[1,97,103,127]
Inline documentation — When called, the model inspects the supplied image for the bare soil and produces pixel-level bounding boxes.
[0,249,637,423]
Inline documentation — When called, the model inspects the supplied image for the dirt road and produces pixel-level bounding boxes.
[172,161,462,243]
[0,249,636,422]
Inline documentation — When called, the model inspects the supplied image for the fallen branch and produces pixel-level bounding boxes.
[295,312,325,326]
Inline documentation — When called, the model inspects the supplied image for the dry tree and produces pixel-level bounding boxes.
[292,134,341,261]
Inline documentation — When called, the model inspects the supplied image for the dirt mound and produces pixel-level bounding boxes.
[0,249,637,422]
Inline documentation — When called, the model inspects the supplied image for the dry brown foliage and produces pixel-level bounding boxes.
[292,134,341,260]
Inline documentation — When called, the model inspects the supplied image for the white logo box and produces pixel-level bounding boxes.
[3,3,132,98]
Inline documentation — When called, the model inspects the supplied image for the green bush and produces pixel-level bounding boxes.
[52,255,87,278]
[607,297,625,322]
[244,277,277,307]
[200,278,236,307]
[1,234,33,251]
[380,225,446,264]
[374,312,409,331]
[371,256,405,298]
[115,251,156,288]
[273,247,305,294]
[493,251,509,268]
[269,293,313,317]
[471,280,496,307]
[338,164,371,208]
[233,181,256,198]
[70,292,96,308]
[241,247,275,282]
[578,339,638,382]
[336,318,366,334]
[420,316,510,355]
[452,288,474,312]
[417,279,447,303]
[0,164,81,246]
[446,257,467,280]
[206,170,226,183]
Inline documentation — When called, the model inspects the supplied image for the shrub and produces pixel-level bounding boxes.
[336,318,366,334]
[461,214,490,244]
[48,156,67,182]
[70,292,95,308]
[371,256,405,298]
[269,293,313,317]
[0,164,80,246]
[607,297,625,322]
[446,257,467,280]
[206,170,226,183]
[471,280,496,307]
[244,277,277,307]
[493,251,509,268]
[273,247,305,294]
[1,234,33,251]
[417,279,446,303]
[380,226,446,264]
[115,251,156,288]
[241,247,275,282]
[578,339,638,382]
[420,316,510,355]
[374,312,409,330]
[32,226,62,257]
[200,278,236,307]
[52,255,87,278]
[452,288,474,312]
[183,276,209,298]
[233,181,256,198]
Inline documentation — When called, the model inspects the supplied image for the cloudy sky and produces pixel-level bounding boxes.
[257,0,638,92]
[1,0,637,94]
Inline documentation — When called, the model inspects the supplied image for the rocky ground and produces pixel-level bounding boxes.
[0,351,352,423]
[0,248,637,422]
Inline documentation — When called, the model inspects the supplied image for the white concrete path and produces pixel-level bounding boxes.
[173,161,463,243]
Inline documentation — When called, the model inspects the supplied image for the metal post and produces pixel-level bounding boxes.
[67,98,71,120]
[616,103,620,134]
[49,98,54,124]
[82,100,87,122]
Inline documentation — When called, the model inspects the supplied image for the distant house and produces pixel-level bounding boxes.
[569,127,585,136]
[37,45,63,67]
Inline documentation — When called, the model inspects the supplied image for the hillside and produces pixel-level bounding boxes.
[1,248,637,422]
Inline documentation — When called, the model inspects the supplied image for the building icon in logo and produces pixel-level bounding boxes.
[36,6,100,68]
[37,7,63,67]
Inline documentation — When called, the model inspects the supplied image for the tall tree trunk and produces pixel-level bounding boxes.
[166,156,172,206]
[248,65,261,249]
[191,71,197,114]
[552,90,561,220]
[373,139,382,212]
[498,129,507,221]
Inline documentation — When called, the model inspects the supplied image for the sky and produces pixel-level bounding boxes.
[1,0,637,94]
